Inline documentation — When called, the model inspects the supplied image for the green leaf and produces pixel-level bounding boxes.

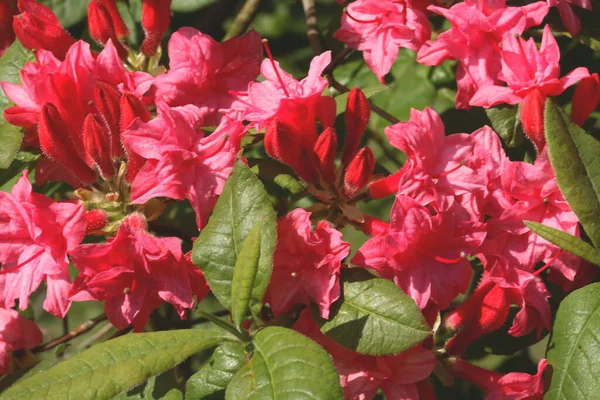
[0,40,34,124]
[231,219,273,329]
[113,370,182,400]
[250,159,306,195]
[0,329,232,400]
[40,0,90,28]
[186,343,246,400]
[485,104,525,148]
[316,269,430,355]
[171,0,218,13]
[117,1,139,46]
[225,327,343,400]
[545,283,600,400]
[0,124,23,169]
[192,161,276,313]
[544,100,600,248]
[524,221,600,266]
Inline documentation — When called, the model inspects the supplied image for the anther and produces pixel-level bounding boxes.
[261,39,291,98]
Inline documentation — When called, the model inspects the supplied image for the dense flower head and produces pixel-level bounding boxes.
[69,213,209,331]
[0,307,42,374]
[0,171,86,318]
[265,209,350,319]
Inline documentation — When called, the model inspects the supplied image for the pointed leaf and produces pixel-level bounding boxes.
[544,100,600,248]
[231,219,273,329]
[545,283,600,399]
[113,370,182,400]
[315,269,430,355]
[186,343,246,400]
[0,123,23,169]
[192,161,276,314]
[524,221,600,266]
[225,327,343,400]
[0,330,232,400]
[485,104,525,148]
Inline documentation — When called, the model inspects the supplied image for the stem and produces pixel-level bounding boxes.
[32,314,108,353]
[301,0,322,54]
[76,322,115,350]
[224,0,262,40]
[197,311,250,342]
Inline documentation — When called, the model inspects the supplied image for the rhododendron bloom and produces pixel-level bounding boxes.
[122,102,244,229]
[154,27,262,125]
[417,0,548,108]
[353,195,485,309]
[69,214,209,331]
[548,0,592,36]
[265,209,350,319]
[0,307,42,374]
[294,310,436,399]
[0,171,86,317]
[334,0,431,82]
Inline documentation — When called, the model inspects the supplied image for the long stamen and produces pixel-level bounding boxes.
[0,250,45,275]
[534,250,563,276]
[261,39,290,98]
[435,255,465,264]
[344,8,380,24]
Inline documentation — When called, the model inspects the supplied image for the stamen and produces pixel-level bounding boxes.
[0,250,45,275]
[261,39,290,98]
[344,8,380,24]
[534,250,563,276]
[434,255,465,264]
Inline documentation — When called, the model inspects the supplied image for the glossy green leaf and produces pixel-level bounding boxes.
[316,269,430,355]
[250,159,306,195]
[0,40,34,124]
[0,329,232,400]
[186,343,246,400]
[545,283,600,400]
[0,123,23,169]
[231,219,273,329]
[113,370,182,400]
[192,161,276,313]
[41,0,90,27]
[485,104,525,148]
[171,0,218,13]
[225,327,343,400]
[524,221,600,266]
[544,100,600,248]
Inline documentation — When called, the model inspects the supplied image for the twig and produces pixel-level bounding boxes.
[32,314,108,353]
[301,0,322,54]
[76,322,115,350]
[224,0,262,40]
[323,47,353,76]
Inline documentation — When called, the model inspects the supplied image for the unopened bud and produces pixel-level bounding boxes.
[342,88,370,165]
[120,93,151,184]
[87,0,129,58]
[141,0,172,56]
[343,147,374,198]
[368,171,402,199]
[313,127,338,184]
[94,82,123,158]
[520,88,547,152]
[84,209,109,234]
[83,113,115,179]
[571,73,600,126]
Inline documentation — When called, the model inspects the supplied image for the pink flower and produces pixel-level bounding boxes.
[294,310,436,400]
[69,214,209,331]
[0,307,42,374]
[0,171,86,317]
[154,27,262,125]
[448,357,548,400]
[265,209,350,319]
[334,0,431,82]
[241,50,335,141]
[417,0,548,108]
[352,195,485,310]
[548,0,592,36]
[122,102,244,229]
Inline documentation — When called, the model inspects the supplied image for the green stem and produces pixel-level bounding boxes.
[197,311,251,342]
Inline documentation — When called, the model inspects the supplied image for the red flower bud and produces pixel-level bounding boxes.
[342,88,370,165]
[571,73,600,126]
[84,209,109,234]
[343,146,374,198]
[313,127,338,184]
[120,93,150,183]
[141,0,172,56]
[39,103,96,183]
[13,0,75,60]
[368,170,402,199]
[102,0,129,39]
[83,113,115,179]
[94,82,123,158]
[359,216,389,236]
[88,0,129,58]
[520,88,547,152]
[265,119,318,184]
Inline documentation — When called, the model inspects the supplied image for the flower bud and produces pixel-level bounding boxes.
[342,88,370,165]
[141,0,172,56]
[120,93,150,183]
[94,82,123,158]
[359,216,389,236]
[83,113,115,179]
[368,170,402,199]
[13,3,75,60]
[520,88,546,152]
[571,73,600,126]
[84,209,109,234]
[39,103,96,183]
[313,127,338,184]
[88,0,129,58]
[343,146,374,198]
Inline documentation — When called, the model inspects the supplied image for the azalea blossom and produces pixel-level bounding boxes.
[122,102,244,229]
[265,209,350,319]
[0,307,42,374]
[548,0,592,36]
[334,0,431,82]
[0,171,86,317]
[69,214,209,331]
